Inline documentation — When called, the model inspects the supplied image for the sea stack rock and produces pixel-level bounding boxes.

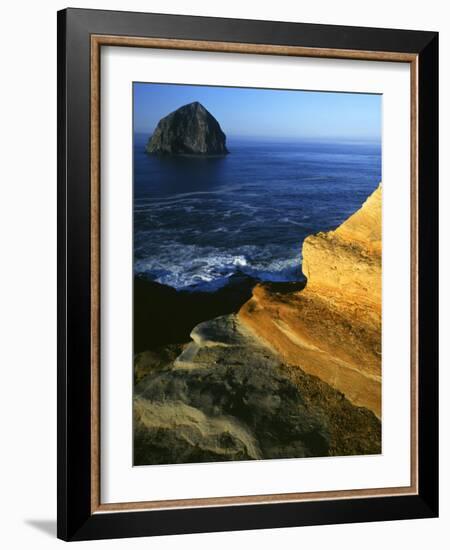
[146,101,229,156]
[239,184,382,418]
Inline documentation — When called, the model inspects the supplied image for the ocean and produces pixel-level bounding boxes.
[133,133,381,291]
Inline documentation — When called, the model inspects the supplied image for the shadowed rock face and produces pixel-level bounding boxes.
[134,315,381,465]
[146,101,229,156]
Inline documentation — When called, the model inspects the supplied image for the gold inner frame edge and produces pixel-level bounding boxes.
[90,34,419,514]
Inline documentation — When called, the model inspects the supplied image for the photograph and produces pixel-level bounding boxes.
[132,82,383,466]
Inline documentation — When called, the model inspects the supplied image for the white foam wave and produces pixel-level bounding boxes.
[134,243,300,291]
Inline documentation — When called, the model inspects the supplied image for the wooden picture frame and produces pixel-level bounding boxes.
[57,8,438,541]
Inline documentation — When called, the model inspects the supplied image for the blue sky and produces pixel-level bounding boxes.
[133,82,381,142]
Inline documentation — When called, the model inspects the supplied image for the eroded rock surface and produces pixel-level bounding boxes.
[239,185,382,417]
[302,183,381,304]
[134,315,380,465]
[146,101,229,156]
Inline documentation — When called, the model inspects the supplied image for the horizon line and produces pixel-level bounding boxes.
[133,131,381,144]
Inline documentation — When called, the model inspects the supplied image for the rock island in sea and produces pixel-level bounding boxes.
[146,101,229,156]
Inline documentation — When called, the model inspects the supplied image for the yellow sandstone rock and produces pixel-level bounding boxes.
[239,184,382,418]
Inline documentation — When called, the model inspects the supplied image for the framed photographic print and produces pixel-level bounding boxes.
[57,8,438,541]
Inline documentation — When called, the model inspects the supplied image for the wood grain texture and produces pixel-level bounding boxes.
[89,34,419,513]
[92,35,417,62]
[410,56,419,494]
[95,485,417,513]
[90,35,101,514]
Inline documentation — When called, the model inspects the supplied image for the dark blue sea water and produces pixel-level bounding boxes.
[134,133,381,291]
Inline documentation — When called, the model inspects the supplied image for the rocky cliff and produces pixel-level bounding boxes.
[133,185,383,465]
[134,314,380,465]
[239,184,382,417]
[146,101,229,156]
